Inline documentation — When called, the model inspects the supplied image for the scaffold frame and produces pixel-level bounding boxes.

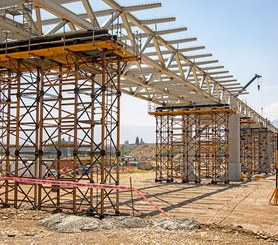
[240,119,277,176]
[0,34,134,217]
[151,107,233,184]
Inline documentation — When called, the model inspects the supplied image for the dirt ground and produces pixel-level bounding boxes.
[0,171,278,244]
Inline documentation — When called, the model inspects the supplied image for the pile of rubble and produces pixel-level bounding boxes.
[38,213,199,233]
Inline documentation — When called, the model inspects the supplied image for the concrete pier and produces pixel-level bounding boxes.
[228,113,241,181]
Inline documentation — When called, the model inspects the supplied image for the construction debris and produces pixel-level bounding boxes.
[38,213,198,233]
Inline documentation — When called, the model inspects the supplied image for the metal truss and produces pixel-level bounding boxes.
[0,36,130,216]
[0,0,276,132]
[151,107,231,184]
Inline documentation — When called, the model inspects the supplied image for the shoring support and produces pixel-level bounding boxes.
[269,134,278,205]
[240,119,276,178]
[38,56,45,210]
[73,55,79,214]
[116,59,121,214]
[56,64,62,209]
[250,128,269,174]
[14,59,21,208]
[0,37,131,216]
[155,114,174,182]
[100,51,106,217]
[150,107,233,184]
[240,120,254,177]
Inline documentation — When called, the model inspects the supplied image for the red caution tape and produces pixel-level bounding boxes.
[0,176,172,218]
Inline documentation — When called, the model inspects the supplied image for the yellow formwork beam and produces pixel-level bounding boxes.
[0,40,136,65]
[149,108,235,116]
[240,120,255,124]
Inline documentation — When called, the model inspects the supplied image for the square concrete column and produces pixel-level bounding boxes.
[228,113,241,181]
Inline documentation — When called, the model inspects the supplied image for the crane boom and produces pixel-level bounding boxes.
[235,74,262,97]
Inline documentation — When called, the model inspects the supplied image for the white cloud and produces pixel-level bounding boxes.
[264,103,278,121]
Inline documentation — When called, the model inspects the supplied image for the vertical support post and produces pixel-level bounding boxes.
[14,60,21,208]
[73,55,79,214]
[115,59,121,214]
[35,66,40,208]
[5,70,12,206]
[212,113,217,183]
[57,64,62,208]
[130,177,135,216]
[38,56,45,210]
[228,113,241,181]
[182,115,186,182]
[195,114,201,183]
[167,116,170,181]
[90,74,95,209]
[266,131,271,174]
[224,112,229,183]
[100,51,106,217]
[155,115,159,181]
[168,115,173,182]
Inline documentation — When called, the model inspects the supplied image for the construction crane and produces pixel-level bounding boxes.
[235,74,262,97]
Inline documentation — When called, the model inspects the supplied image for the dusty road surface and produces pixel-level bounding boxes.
[0,170,277,244]
[119,171,278,235]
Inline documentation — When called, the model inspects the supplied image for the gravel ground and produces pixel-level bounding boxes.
[0,172,277,244]
[0,208,277,245]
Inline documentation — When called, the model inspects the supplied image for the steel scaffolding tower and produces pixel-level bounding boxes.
[270,133,277,172]
[240,119,254,177]
[240,119,277,176]
[0,32,134,216]
[151,106,233,184]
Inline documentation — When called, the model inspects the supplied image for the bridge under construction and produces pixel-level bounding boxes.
[0,0,277,217]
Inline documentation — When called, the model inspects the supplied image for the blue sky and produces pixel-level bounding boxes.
[120,0,278,133]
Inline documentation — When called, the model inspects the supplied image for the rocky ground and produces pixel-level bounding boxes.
[0,207,277,245]
[0,171,278,244]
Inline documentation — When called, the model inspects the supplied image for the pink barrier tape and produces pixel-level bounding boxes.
[133,188,172,218]
[0,176,172,218]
